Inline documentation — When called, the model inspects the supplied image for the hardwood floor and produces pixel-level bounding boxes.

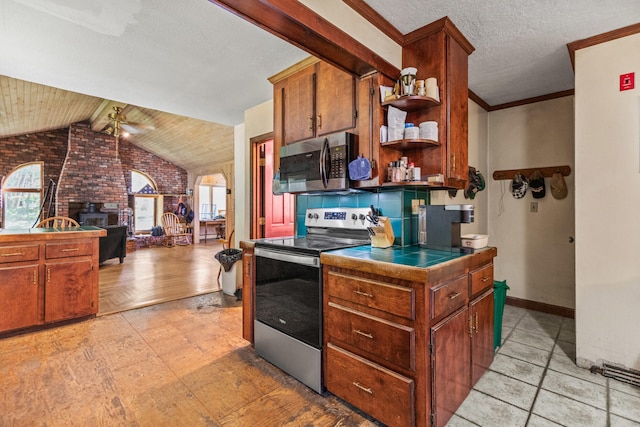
[98,240,224,315]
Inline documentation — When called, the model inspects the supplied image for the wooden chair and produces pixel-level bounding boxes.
[219,228,234,249]
[35,216,80,228]
[160,212,191,246]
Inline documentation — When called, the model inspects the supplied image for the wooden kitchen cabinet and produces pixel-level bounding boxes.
[354,19,474,190]
[0,229,104,335]
[431,306,471,427]
[470,288,494,386]
[321,247,496,427]
[0,264,39,332]
[240,243,255,342]
[271,58,357,170]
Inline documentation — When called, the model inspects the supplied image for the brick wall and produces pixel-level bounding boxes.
[0,122,187,222]
[0,128,68,193]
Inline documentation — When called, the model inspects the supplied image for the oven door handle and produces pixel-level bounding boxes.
[255,248,320,268]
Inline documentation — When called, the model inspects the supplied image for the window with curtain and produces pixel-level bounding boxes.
[2,162,43,229]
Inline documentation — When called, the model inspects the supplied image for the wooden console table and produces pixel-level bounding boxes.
[200,219,225,242]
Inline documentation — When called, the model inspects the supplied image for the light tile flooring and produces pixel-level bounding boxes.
[448,305,640,427]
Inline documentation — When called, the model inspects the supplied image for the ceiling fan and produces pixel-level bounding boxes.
[102,106,155,159]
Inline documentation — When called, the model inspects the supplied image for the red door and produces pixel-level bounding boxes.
[263,138,294,237]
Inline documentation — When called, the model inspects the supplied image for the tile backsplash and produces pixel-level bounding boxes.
[296,188,430,246]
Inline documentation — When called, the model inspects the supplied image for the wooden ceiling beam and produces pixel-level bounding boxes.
[209,0,399,79]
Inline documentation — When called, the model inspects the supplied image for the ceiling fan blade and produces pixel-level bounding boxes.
[121,122,155,134]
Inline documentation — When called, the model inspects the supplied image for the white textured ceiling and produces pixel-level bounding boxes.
[1,0,639,133]
[364,0,640,106]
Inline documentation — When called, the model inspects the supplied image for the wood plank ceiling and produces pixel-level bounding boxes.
[0,75,234,173]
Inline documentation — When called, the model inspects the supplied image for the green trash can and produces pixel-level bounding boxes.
[493,280,510,350]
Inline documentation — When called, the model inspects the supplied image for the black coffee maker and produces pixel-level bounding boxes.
[418,204,474,252]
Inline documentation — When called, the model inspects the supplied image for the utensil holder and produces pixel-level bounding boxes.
[370,216,394,248]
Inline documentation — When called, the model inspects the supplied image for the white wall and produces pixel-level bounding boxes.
[575,33,640,370]
[236,100,274,242]
[488,97,576,309]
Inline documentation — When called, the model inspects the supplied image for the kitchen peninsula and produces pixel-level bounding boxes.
[241,240,497,427]
[0,226,106,335]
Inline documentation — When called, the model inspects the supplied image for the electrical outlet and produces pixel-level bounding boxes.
[411,199,425,215]
[530,202,538,213]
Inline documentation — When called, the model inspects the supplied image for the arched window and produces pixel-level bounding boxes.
[1,162,43,229]
[131,170,158,232]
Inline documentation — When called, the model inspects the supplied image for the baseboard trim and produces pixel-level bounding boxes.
[506,296,575,319]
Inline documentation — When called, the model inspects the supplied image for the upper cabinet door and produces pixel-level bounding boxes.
[315,61,356,137]
[283,66,316,145]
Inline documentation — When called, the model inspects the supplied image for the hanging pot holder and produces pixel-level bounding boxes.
[348,155,372,181]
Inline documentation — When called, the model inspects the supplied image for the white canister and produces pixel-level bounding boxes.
[404,126,419,140]
[425,77,440,101]
[419,121,438,141]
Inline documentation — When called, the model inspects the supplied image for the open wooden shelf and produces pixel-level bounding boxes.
[381,138,439,149]
[382,95,440,111]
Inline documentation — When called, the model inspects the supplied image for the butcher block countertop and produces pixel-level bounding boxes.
[0,226,106,243]
[321,245,497,282]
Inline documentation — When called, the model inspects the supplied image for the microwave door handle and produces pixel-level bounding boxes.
[320,137,329,188]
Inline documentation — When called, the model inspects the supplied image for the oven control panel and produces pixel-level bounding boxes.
[305,208,371,230]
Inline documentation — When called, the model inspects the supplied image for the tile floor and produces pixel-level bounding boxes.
[448,305,640,427]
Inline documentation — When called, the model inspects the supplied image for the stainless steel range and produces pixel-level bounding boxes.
[253,207,372,393]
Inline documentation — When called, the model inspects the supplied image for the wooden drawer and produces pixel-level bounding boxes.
[0,244,40,264]
[45,241,93,259]
[326,343,414,427]
[431,276,468,320]
[470,264,493,297]
[327,302,414,370]
[327,271,415,319]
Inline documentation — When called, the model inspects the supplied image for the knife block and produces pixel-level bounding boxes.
[370,216,394,248]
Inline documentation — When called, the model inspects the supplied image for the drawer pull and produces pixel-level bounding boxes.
[353,289,374,298]
[354,329,374,339]
[481,276,490,282]
[33,270,37,285]
[448,291,462,300]
[47,268,50,283]
[1,252,24,257]
[352,381,373,394]
[62,248,80,252]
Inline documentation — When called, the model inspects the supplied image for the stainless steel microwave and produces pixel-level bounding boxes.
[278,133,355,193]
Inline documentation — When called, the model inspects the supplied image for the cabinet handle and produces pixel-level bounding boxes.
[352,382,373,394]
[308,117,314,130]
[33,270,37,285]
[354,329,374,339]
[317,114,322,129]
[1,252,24,257]
[468,315,473,337]
[353,289,374,298]
[448,291,461,300]
[47,268,50,283]
[481,276,490,282]
[62,248,79,252]
[475,312,479,334]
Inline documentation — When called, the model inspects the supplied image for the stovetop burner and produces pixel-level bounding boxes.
[254,207,372,255]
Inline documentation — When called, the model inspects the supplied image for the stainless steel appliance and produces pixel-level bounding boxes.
[253,207,371,393]
[278,132,355,193]
[418,204,474,251]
